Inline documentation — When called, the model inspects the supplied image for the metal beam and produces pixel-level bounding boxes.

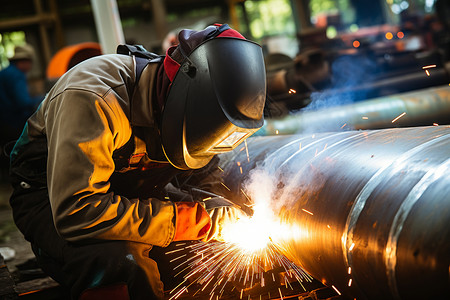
[90,0,125,54]
[150,0,168,41]
[262,85,450,135]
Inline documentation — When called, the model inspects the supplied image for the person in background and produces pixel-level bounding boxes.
[0,44,43,141]
[9,24,266,300]
[0,44,43,179]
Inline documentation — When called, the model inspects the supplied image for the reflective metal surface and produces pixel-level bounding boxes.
[219,126,450,300]
[261,85,450,135]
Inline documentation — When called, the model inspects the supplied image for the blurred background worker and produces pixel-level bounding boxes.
[0,44,44,179]
[8,24,266,300]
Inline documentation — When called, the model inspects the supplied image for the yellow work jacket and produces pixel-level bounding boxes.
[11,54,178,247]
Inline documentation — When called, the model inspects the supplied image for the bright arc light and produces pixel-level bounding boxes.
[221,203,276,253]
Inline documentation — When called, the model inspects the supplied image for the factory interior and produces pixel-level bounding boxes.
[0,0,449,299]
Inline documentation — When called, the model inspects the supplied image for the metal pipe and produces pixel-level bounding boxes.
[219,126,450,300]
[261,85,450,135]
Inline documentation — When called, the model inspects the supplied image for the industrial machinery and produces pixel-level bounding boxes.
[261,85,450,135]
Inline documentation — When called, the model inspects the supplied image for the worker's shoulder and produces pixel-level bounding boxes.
[73,53,135,79]
[48,54,136,100]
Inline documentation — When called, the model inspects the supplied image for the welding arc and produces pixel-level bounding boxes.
[219,126,450,300]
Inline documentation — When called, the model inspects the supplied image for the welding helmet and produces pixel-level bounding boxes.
[161,25,266,170]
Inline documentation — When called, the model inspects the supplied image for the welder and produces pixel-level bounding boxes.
[8,24,266,299]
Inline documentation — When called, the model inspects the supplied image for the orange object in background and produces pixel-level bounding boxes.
[46,42,102,80]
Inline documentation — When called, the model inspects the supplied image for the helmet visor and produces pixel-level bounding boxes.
[161,37,266,169]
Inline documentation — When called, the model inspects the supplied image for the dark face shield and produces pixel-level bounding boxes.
[161,37,266,170]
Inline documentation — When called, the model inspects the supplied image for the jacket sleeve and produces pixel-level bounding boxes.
[45,89,176,246]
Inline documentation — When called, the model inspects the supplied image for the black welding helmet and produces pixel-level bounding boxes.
[160,25,266,170]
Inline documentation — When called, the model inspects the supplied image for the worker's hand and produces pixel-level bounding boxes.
[165,183,194,202]
[202,197,248,242]
[173,202,211,241]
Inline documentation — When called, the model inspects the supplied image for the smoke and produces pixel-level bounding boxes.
[302,53,379,112]
[242,142,323,213]
[272,52,382,135]
[243,167,276,207]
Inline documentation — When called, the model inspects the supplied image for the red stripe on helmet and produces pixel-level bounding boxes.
[164,46,180,82]
[164,25,245,82]
[217,29,245,39]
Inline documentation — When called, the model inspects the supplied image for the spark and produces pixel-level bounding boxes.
[332,285,342,295]
[278,287,284,300]
[170,253,187,263]
[220,182,231,191]
[244,140,250,162]
[433,123,439,126]
[218,166,224,172]
[348,278,352,286]
[166,248,187,255]
[425,69,430,76]
[327,225,331,229]
[362,116,368,120]
[422,64,436,69]
[168,240,311,299]
[241,189,251,203]
[237,161,241,166]
[299,142,302,150]
[167,201,312,299]
[349,243,355,251]
[391,112,406,123]
[302,208,314,216]
[276,130,279,135]
[340,123,347,129]
[348,266,352,274]
[288,88,296,94]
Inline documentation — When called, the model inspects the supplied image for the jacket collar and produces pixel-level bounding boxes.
[130,57,168,162]
[130,57,162,129]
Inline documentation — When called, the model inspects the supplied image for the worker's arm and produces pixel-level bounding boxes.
[46,89,179,246]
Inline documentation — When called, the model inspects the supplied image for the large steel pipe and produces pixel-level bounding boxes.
[219,126,450,300]
[261,85,450,135]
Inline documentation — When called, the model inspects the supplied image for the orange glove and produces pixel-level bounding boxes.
[203,197,248,242]
[173,202,211,241]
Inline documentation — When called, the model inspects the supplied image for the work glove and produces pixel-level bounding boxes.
[173,202,211,241]
[165,183,194,202]
[202,197,248,242]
